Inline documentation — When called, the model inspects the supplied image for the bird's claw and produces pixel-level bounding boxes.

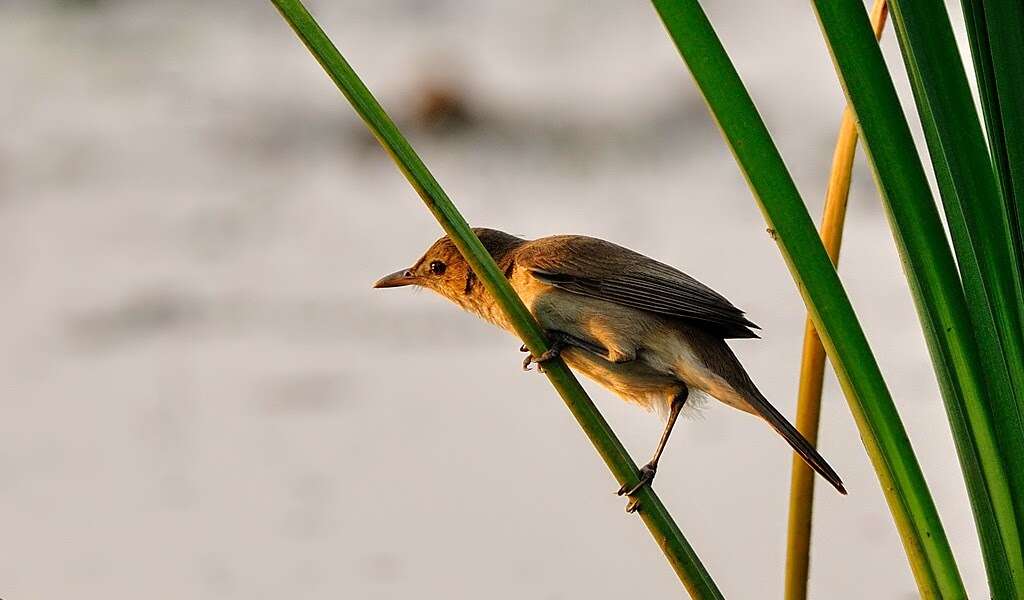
[521,341,563,372]
[616,464,657,513]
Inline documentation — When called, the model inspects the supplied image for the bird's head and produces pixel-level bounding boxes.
[372,228,525,307]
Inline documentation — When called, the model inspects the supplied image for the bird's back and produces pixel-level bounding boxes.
[514,235,760,339]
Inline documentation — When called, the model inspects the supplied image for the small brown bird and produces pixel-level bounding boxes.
[374,228,845,511]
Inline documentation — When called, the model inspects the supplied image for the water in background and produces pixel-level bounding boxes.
[1,1,984,598]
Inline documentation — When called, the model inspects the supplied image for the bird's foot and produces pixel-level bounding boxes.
[616,463,657,513]
[521,339,564,372]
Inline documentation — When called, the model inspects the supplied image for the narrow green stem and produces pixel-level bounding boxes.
[651,0,963,597]
[268,0,722,597]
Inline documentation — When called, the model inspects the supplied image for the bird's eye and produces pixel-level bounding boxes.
[429,260,446,275]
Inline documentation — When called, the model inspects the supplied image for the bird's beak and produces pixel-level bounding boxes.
[373,268,417,289]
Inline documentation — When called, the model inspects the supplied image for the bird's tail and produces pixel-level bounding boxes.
[700,338,847,495]
[745,386,847,495]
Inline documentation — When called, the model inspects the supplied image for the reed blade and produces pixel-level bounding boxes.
[269,1,724,597]
[650,0,963,596]
[812,0,1022,595]
[963,0,1024,330]
[882,0,1024,593]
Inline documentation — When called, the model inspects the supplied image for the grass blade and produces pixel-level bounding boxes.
[975,0,1024,328]
[650,1,963,596]
[784,7,887,599]
[268,0,723,596]
[811,0,1022,595]
[883,0,1024,593]
[959,0,1024,307]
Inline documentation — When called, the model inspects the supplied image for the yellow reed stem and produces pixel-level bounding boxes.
[783,2,888,599]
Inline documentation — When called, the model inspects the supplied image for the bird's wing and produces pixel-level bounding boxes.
[516,235,760,339]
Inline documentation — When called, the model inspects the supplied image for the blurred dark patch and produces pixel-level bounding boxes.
[217,64,714,168]
[410,79,476,133]
[348,77,712,155]
[260,371,346,414]
[66,290,202,348]
[348,74,483,154]
[358,552,405,583]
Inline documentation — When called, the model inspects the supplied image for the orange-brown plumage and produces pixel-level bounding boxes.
[374,228,845,503]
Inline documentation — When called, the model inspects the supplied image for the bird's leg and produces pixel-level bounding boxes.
[617,387,689,513]
[521,331,608,372]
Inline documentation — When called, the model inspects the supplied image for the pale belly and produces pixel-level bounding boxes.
[503,270,753,417]
[559,346,687,414]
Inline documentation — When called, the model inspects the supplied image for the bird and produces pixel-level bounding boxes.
[374,228,845,512]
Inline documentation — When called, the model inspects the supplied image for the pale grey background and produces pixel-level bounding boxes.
[2,0,983,598]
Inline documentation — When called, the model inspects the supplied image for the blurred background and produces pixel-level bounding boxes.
[2,0,985,597]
